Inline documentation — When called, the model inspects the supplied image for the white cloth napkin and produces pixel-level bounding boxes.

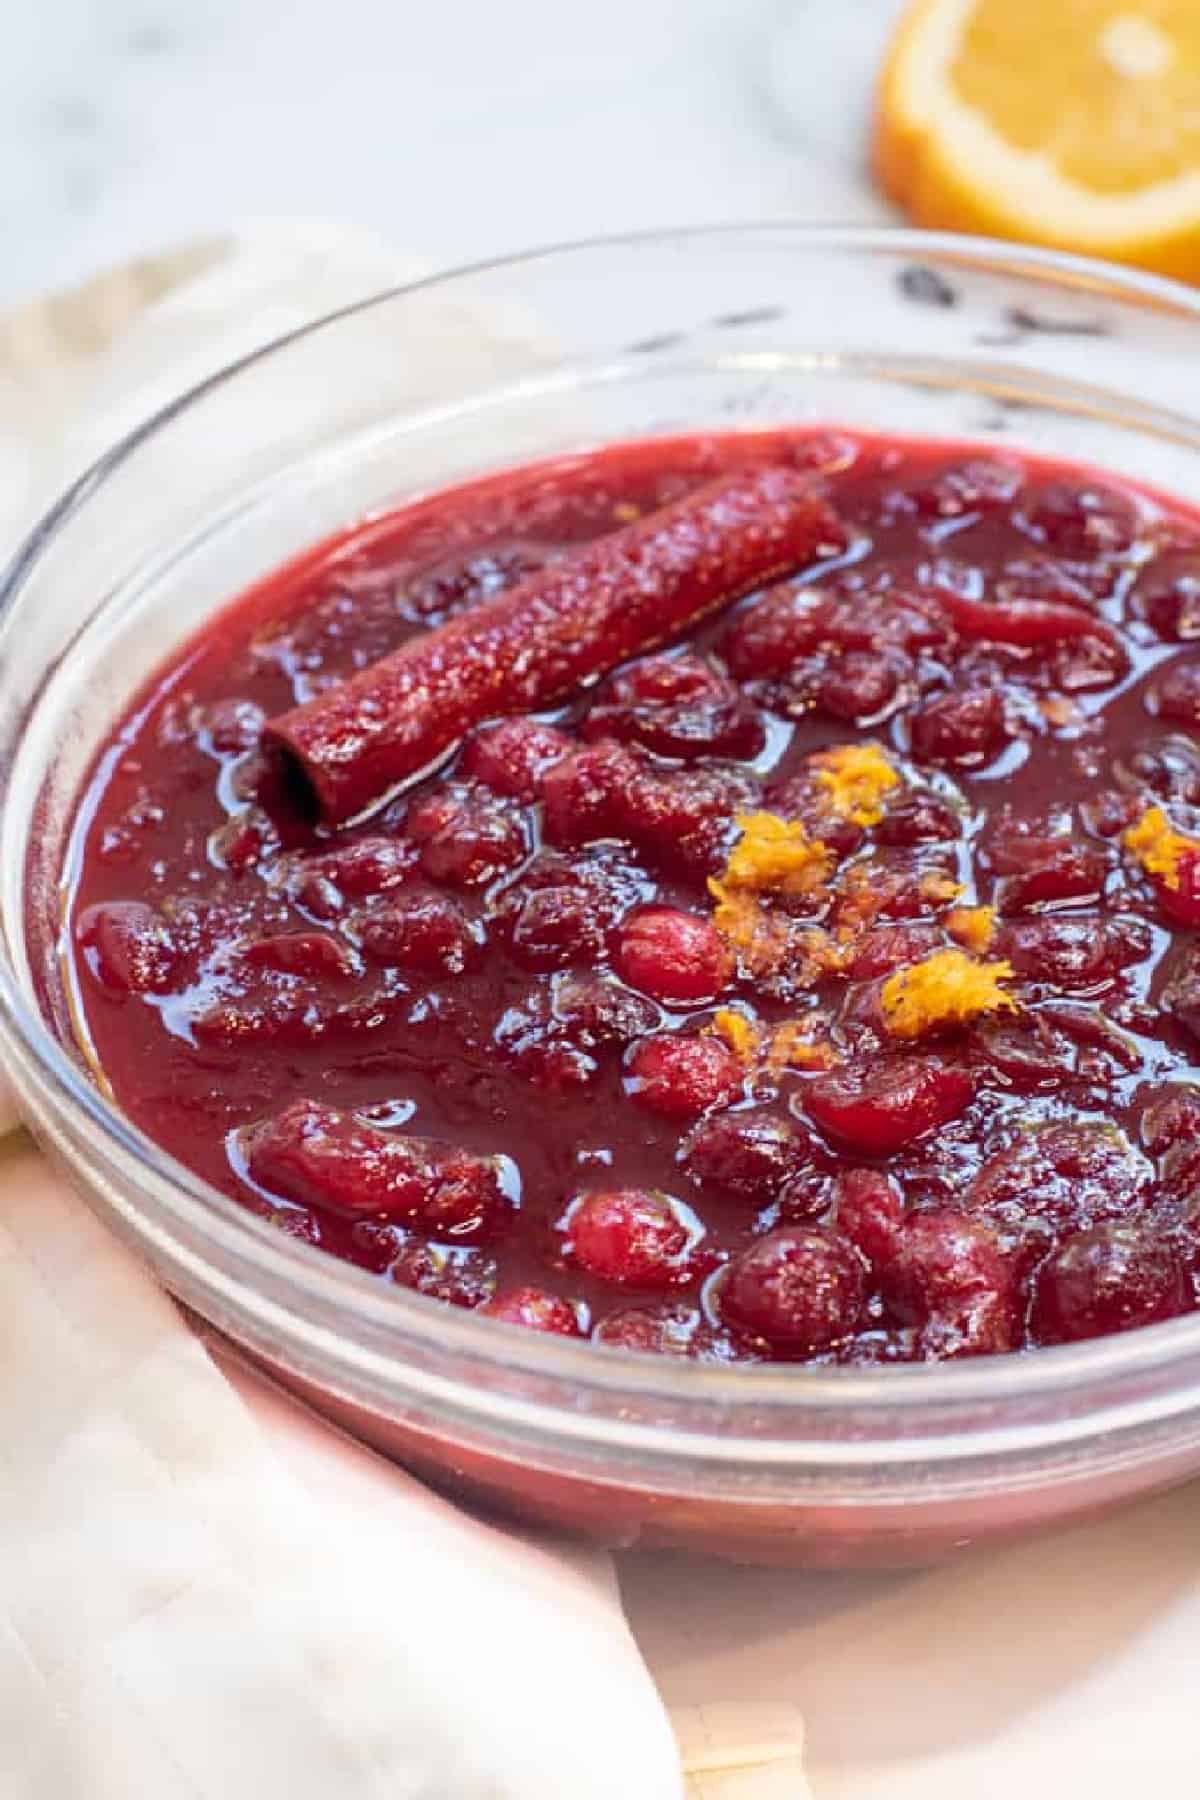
[0,222,808,1798]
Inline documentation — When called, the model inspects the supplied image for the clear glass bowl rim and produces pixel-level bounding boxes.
[3,220,1200,1448]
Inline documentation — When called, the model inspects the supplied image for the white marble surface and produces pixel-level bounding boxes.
[1,0,906,311]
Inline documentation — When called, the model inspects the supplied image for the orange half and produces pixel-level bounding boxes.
[875,0,1200,281]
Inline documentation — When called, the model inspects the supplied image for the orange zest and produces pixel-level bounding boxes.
[881,947,1017,1039]
[1124,804,1199,889]
[874,0,1200,282]
[810,744,900,828]
[707,1008,761,1063]
[945,903,996,953]
[713,810,834,900]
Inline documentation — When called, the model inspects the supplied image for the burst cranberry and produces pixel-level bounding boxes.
[614,907,731,1005]
[966,1121,1147,1239]
[716,1228,864,1351]
[389,1241,498,1308]
[295,835,418,901]
[541,740,640,846]
[1132,550,1200,641]
[551,973,659,1047]
[881,1209,1018,1356]
[998,914,1150,989]
[806,1055,975,1154]
[198,697,266,754]
[1016,479,1139,558]
[1120,735,1200,808]
[875,790,962,846]
[722,584,826,678]
[461,718,572,799]
[849,923,943,981]
[990,832,1108,912]
[352,892,482,974]
[407,788,527,887]
[1143,1086,1200,1158]
[1165,942,1200,1043]
[1153,849,1200,929]
[975,1011,1077,1090]
[593,1302,751,1362]
[1151,657,1200,727]
[400,542,550,625]
[583,653,765,760]
[681,1110,818,1203]
[241,1099,511,1238]
[623,763,756,877]
[76,901,179,994]
[507,885,608,970]
[832,1168,905,1268]
[560,1188,698,1287]
[244,931,359,979]
[905,456,1023,520]
[479,1286,584,1335]
[209,808,280,873]
[627,1034,743,1120]
[909,686,1011,768]
[1031,1226,1188,1344]
[815,651,906,724]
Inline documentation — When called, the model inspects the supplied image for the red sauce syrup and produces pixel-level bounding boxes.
[59,429,1200,1364]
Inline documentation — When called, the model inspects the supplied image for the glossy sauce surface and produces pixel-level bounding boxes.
[61,429,1200,1363]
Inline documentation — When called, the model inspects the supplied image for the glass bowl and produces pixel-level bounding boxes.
[2,225,1199,1568]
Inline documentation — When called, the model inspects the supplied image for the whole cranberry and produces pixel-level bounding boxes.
[681,1110,819,1204]
[832,1167,904,1268]
[479,1286,584,1335]
[461,718,572,800]
[614,907,731,1006]
[76,901,179,995]
[806,1055,975,1154]
[716,1228,865,1352]
[1031,1225,1188,1344]
[909,686,1011,768]
[560,1188,699,1288]
[881,1209,1018,1357]
[627,1034,743,1120]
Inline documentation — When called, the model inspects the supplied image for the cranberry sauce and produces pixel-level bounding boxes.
[60,429,1200,1364]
